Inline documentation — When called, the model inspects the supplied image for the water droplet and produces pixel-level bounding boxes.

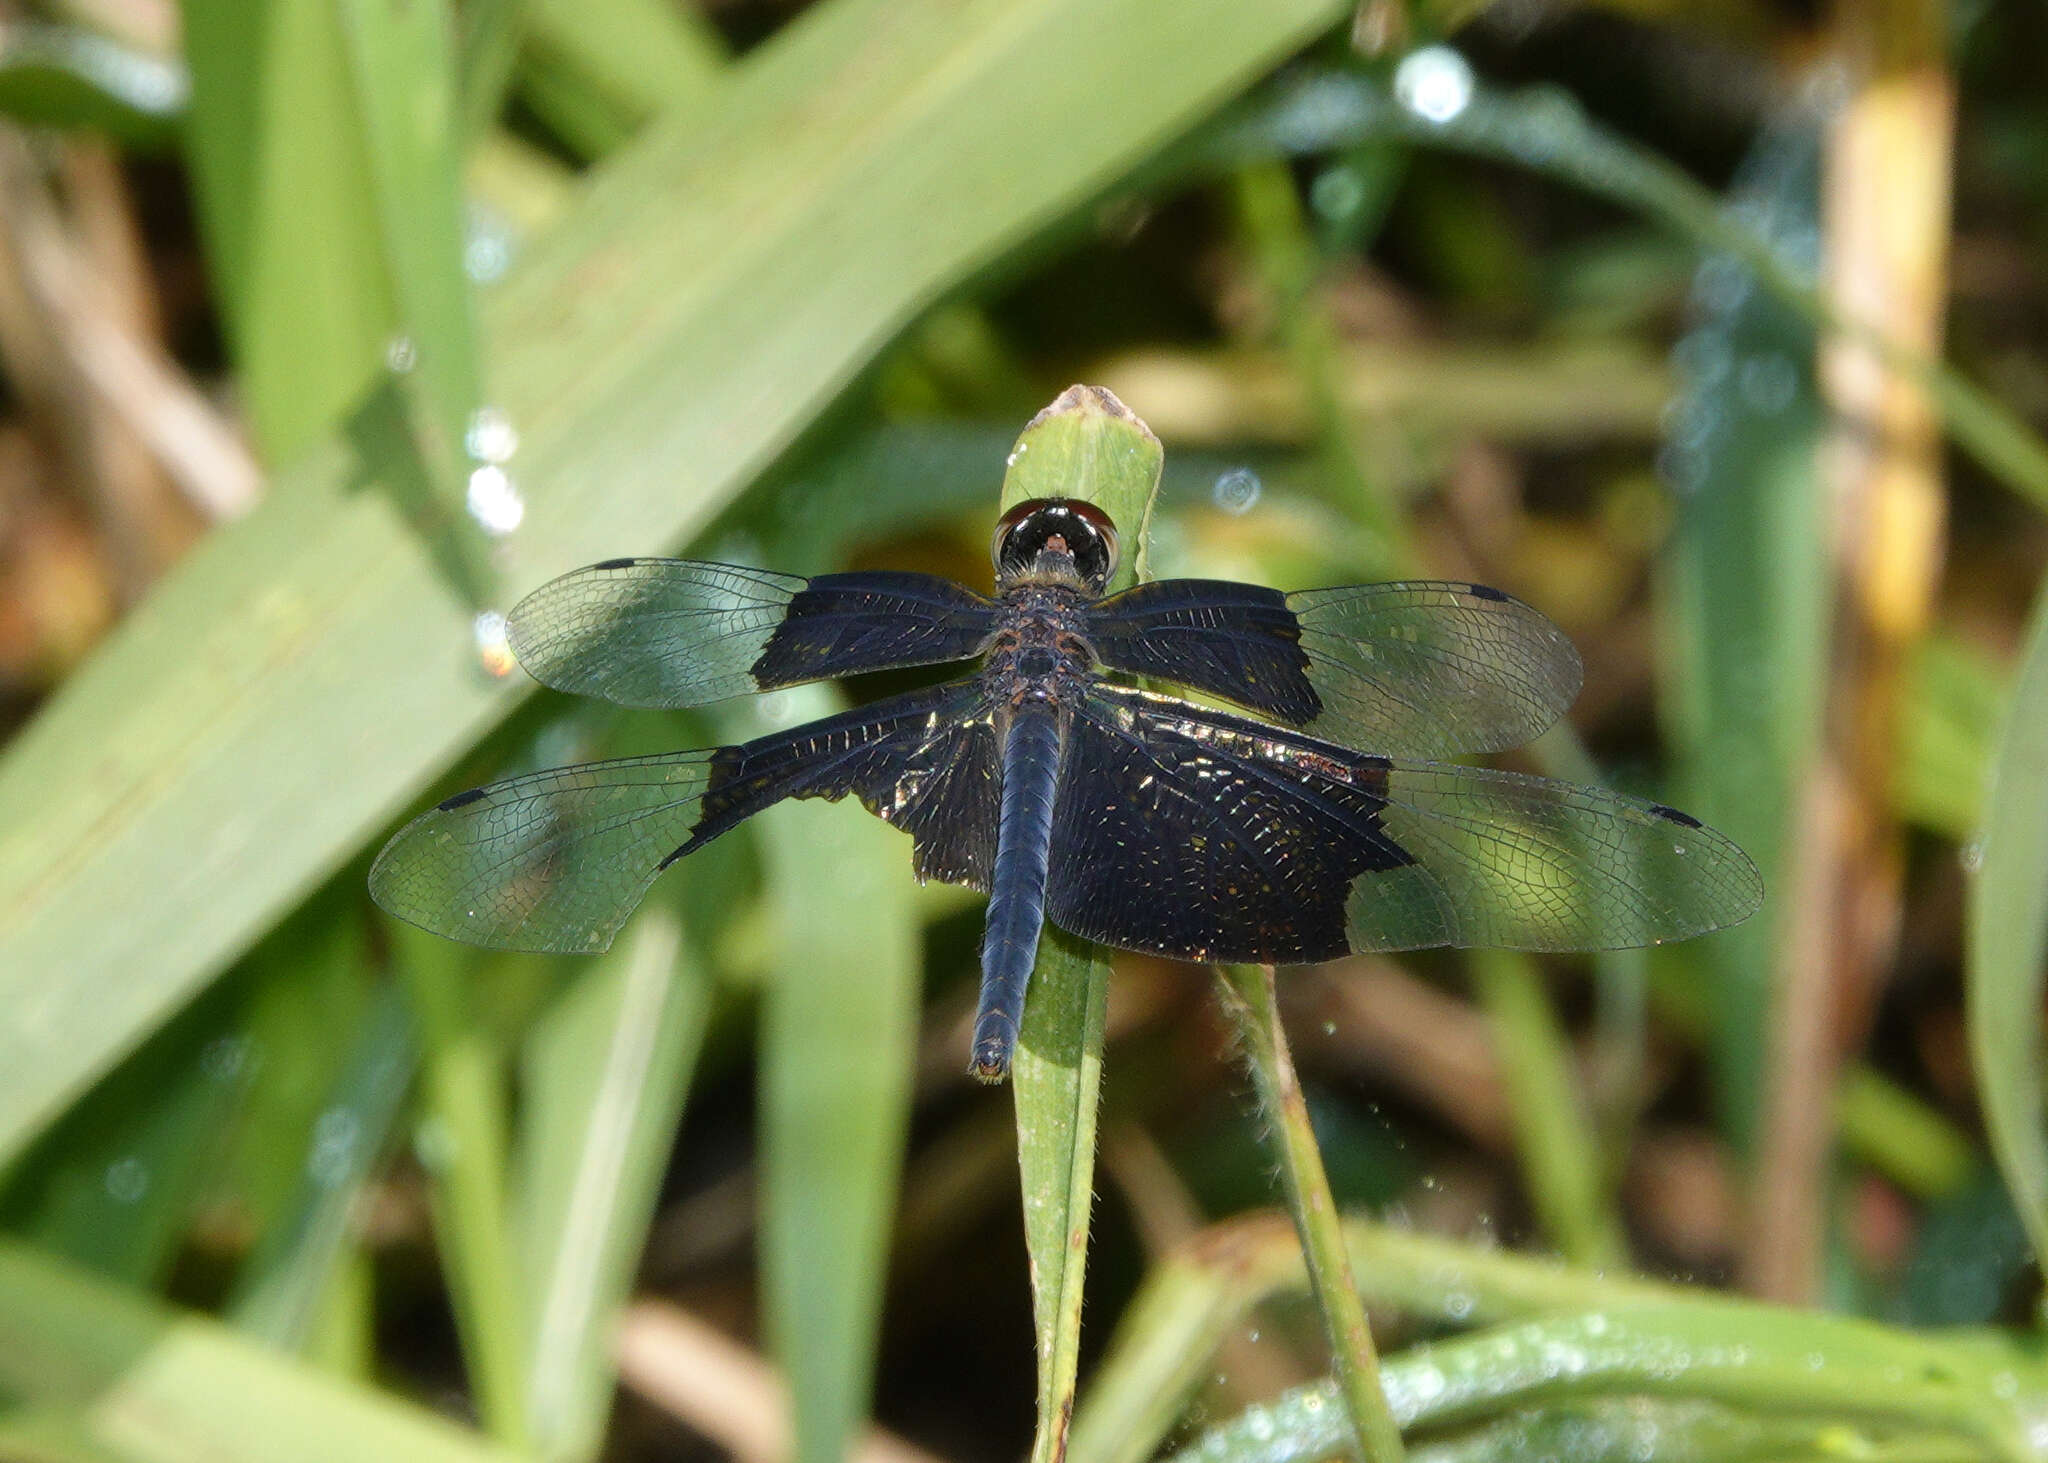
[385,335,417,373]
[1408,1365,1446,1403]
[1245,1405,1275,1442]
[1672,330,1732,394]
[1583,1313,1609,1337]
[1393,46,1474,125]
[1960,836,1985,873]
[754,689,801,729]
[1738,354,1799,414]
[1310,164,1365,222]
[1444,1290,1475,1320]
[1694,256,1752,315]
[308,1107,362,1187]
[474,610,516,678]
[1655,441,1707,496]
[1321,1019,1337,1036]
[1213,467,1263,515]
[466,465,525,536]
[465,407,518,465]
[200,1033,251,1082]
[104,1156,149,1204]
[463,206,514,284]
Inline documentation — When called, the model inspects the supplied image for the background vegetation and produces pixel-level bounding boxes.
[0,1,2046,1460]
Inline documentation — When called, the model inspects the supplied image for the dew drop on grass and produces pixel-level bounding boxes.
[386,335,418,373]
[1310,164,1365,223]
[104,1156,149,1204]
[1393,46,1473,125]
[1738,353,1799,414]
[1213,467,1263,515]
[474,611,516,678]
[309,1107,363,1187]
[466,465,526,536]
[465,406,519,465]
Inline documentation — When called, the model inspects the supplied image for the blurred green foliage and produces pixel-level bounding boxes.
[0,2,2045,1462]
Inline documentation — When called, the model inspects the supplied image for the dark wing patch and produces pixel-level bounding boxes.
[369,752,719,953]
[749,571,997,690]
[1043,687,1760,962]
[1044,687,1414,964]
[1086,579,1582,758]
[1084,579,1319,724]
[507,560,995,709]
[674,680,1001,891]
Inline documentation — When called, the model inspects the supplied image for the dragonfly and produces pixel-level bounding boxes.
[370,497,1761,1081]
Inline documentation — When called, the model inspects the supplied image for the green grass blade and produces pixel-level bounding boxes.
[0,978,251,1289]
[1966,578,2048,1275]
[1000,385,1163,1463]
[516,904,714,1463]
[226,982,415,1351]
[0,22,184,146]
[1214,964,1403,1462]
[395,926,528,1449]
[518,0,724,150]
[758,767,920,1463]
[0,0,1351,1169]
[1656,121,1829,1148]
[181,0,394,461]
[0,1237,518,1463]
[338,0,483,510]
[1470,950,1623,1268]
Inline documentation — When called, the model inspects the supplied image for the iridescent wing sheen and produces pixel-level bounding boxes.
[368,681,1001,953]
[507,560,997,709]
[1044,686,1760,963]
[1083,578,1583,758]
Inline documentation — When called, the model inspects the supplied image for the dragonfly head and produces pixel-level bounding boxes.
[992,497,1118,593]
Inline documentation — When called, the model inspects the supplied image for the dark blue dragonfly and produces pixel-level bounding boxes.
[370,498,1760,1080]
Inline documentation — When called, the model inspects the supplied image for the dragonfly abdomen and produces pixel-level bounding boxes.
[972,704,1064,1081]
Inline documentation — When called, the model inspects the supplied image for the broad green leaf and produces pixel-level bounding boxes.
[0,0,1352,1169]
[0,976,251,1288]
[759,765,920,1463]
[182,0,395,461]
[516,904,713,1463]
[1658,119,1828,1148]
[338,0,485,526]
[1966,578,2048,1272]
[1000,386,1162,1463]
[0,1238,517,1463]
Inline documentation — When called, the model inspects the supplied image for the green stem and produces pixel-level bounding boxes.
[1216,965,1405,1463]
[1470,950,1625,1267]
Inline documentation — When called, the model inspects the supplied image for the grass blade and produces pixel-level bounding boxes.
[759,773,920,1463]
[0,1237,517,1463]
[181,0,393,461]
[0,0,1351,1169]
[517,904,713,1462]
[338,0,482,509]
[1966,578,2048,1274]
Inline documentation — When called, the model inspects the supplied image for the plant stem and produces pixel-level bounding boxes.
[1216,964,1405,1463]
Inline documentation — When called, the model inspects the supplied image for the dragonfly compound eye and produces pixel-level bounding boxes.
[991,498,1120,591]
